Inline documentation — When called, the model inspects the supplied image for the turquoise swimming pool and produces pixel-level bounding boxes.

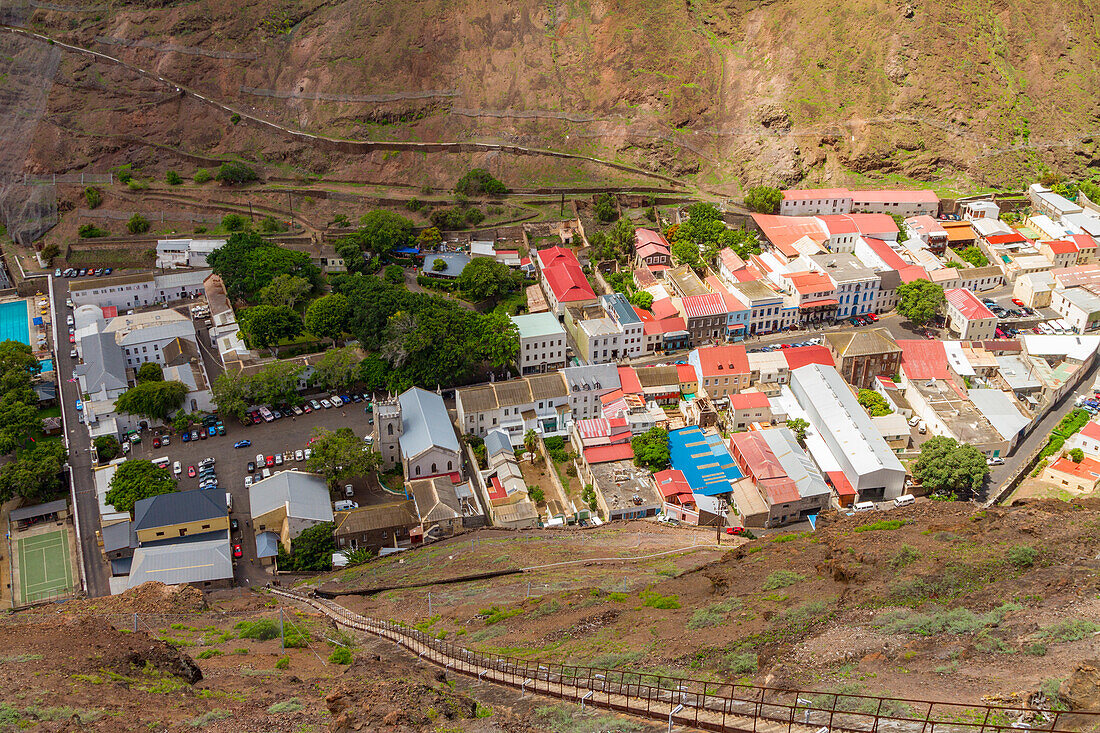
[0,300,30,346]
[39,358,54,373]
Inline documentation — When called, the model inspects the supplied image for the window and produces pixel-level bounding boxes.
[431,463,437,473]
[416,466,421,476]
[447,460,452,471]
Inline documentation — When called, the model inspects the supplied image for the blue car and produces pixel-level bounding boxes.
[207,425,217,437]
[75,399,83,411]
[182,432,191,443]
[234,439,251,449]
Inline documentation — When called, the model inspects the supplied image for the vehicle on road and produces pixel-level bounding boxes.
[986,457,1005,466]
[334,500,358,511]
[234,439,251,449]
[232,544,242,559]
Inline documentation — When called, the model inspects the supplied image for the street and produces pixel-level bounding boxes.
[49,274,110,598]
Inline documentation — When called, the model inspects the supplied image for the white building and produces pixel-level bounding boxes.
[511,312,567,375]
[601,292,645,359]
[561,363,620,421]
[103,309,198,369]
[1028,183,1083,219]
[69,270,210,310]
[944,288,997,341]
[456,374,571,441]
[962,200,1000,220]
[788,363,906,502]
[1052,288,1100,334]
[155,239,225,269]
[779,188,853,216]
[577,318,624,365]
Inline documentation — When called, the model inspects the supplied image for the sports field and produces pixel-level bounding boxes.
[16,529,74,605]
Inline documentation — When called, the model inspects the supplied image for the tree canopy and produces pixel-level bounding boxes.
[334,274,520,390]
[671,240,702,270]
[857,389,893,416]
[456,257,521,301]
[665,204,761,263]
[959,246,989,267]
[94,435,121,462]
[304,293,350,342]
[787,417,809,444]
[114,380,188,421]
[0,442,67,504]
[260,274,312,308]
[0,340,42,455]
[105,459,178,514]
[590,218,636,264]
[309,346,361,392]
[214,161,258,185]
[207,231,322,302]
[632,427,670,472]
[454,168,507,197]
[136,361,163,383]
[594,193,617,223]
[278,521,335,571]
[239,304,303,349]
[744,186,782,214]
[357,210,415,256]
[304,427,380,488]
[912,435,989,499]
[896,280,945,326]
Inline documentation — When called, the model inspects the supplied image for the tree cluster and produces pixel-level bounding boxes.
[959,246,989,267]
[456,257,523,302]
[211,361,306,422]
[589,219,635,264]
[276,521,335,571]
[857,389,893,416]
[215,162,259,185]
[105,459,178,514]
[632,426,670,472]
[743,186,782,214]
[896,280,945,326]
[0,341,43,456]
[912,435,989,499]
[207,231,323,302]
[429,205,485,230]
[115,380,189,421]
[665,203,761,265]
[304,427,380,488]
[333,273,519,392]
[454,168,507,197]
[594,193,617,223]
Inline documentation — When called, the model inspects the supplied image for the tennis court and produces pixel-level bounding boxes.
[16,528,74,605]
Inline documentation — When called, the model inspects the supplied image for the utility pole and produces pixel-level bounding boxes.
[715,498,729,545]
[279,608,285,651]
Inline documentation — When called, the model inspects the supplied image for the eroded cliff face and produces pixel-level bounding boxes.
[14,0,1100,191]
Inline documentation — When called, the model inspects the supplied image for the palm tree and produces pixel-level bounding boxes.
[524,429,538,462]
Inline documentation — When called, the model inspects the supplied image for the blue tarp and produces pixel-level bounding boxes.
[32,317,43,325]
[394,247,421,256]
[668,426,744,496]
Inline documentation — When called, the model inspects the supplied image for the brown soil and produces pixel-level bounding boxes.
[323,500,1100,710]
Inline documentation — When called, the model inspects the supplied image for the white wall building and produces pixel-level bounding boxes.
[1052,288,1100,334]
[561,363,620,421]
[69,270,210,310]
[103,309,197,368]
[511,312,567,375]
[788,363,907,502]
[456,374,571,441]
[944,288,998,341]
[156,239,225,269]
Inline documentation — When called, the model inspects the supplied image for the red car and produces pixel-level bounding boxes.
[1012,298,1026,307]
[69,334,76,344]
[152,437,161,448]
[265,455,275,467]
[867,313,879,322]
[232,544,243,559]
[725,526,747,536]
[187,465,196,478]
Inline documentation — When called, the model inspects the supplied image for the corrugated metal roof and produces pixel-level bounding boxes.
[127,538,232,588]
[400,387,460,460]
[133,490,226,532]
[247,470,334,522]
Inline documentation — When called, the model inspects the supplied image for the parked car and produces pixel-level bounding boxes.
[232,544,243,559]
[190,430,200,441]
[986,457,1005,466]
[153,437,161,448]
[265,455,275,467]
[330,396,343,407]
[244,476,253,488]
[187,466,196,478]
[320,399,332,409]
[172,461,182,476]
[351,394,362,403]
[275,453,284,466]
[302,403,313,413]
[234,439,251,449]
[304,448,312,461]
[1012,298,1025,307]
[295,449,304,462]
[255,454,264,466]
[104,268,112,275]
[199,457,215,468]
[310,399,322,410]
[182,432,191,443]
[867,313,879,322]
[247,461,255,473]
[70,348,77,359]
[54,268,61,277]
[230,518,239,532]
[291,405,303,416]
[161,435,170,446]
[207,425,217,437]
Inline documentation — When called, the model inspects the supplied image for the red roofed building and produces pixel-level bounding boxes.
[1039,239,1080,269]
[654,468,700,524]
[850,190,939,217]
[688,344,749,400]
[984,232,1029,247]
[1071,233,1097,264]
[1042,454,1100,492]
[729,391,773,429]
[750,213,828,257]
[826,470,858,507]
[676,363,698,393]
[617,365,643,396]
[945,288,997,341]
[897,339,951,381]
[1067,420,1100,458]
[536,247,597,315]
[582,442,635,465]
[788,271,839,324]
[634,229,671,270]
[727,431,801,508]
[783,345,835,371]
[679,292,729,346]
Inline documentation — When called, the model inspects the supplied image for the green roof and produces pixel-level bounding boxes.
[510,312,564,339]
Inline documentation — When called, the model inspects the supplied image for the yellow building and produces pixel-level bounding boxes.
[132,490,228,544]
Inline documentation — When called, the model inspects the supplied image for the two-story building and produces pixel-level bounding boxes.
[730,280,788,335]
[788,271,839,325]
[601,292,645,358]
[688,344,750,401]
[457,374,570,442]
[823,328,902,389]
[634,229,671,271]
[944,288,997,341]
[810,254,879,319]
[679,292,729,346]
[511,312,567,375]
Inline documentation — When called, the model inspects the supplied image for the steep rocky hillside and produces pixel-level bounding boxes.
[18,0,1100,193]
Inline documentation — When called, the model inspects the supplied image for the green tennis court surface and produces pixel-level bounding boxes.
[17,529,74,605]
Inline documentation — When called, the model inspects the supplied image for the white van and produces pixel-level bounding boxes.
[333,499,358,512]
[152,456,170,469]
[907,415,920,428]
[853,501,876,513]
[225,492,233,511]
[918,421,927,434]
[893,494,915,508]
[1038,322,1054,335]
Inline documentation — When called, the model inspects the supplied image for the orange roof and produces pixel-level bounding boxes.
[1048,456,1100,481]
[826,470,857,497]
[536,246,576,269]
[653,468,693,500]
[1045,239,1078,254]
[583,443,635,464]
[695,344,749,378]
[617,366,643,395]
[728,392,770,410]
[898,339,950,380]
[784,345,834,370]
[652,298,679,320]
[676,364,697,384]
[544,262,596,302]
[1080,421,1100,442]
[789,271,835,295]
[750,214,827,255]
[1071,233,1097,250]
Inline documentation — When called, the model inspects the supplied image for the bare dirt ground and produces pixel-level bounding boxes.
[2,583,661,732]
[317,501,1100,713]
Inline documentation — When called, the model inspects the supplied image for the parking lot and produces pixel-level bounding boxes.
[127,399,381,584]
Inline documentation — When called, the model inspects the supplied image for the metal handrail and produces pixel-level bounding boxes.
[268,588,1087,733]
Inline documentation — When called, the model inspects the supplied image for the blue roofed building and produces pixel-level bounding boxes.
[600,292,645,359]
[668,426,744,496]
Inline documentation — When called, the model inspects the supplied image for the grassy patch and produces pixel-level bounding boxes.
[1035,619,1100,643]
[195,649,222,660]
[874,603,1020,636]
[267,698,304,714]
[688,599,741,629]
[0,654,43,663]
[188,710,232,728]
[1006,545,1039,569]
[589,650,644,669]
[535,705,642,733]
[529,599,561,618]
[763,570,805,590]
[889,545,920,569]
[640,591,680,609]
[328,647,353,664]
[480,605,523,625]
[854,519,909,533]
